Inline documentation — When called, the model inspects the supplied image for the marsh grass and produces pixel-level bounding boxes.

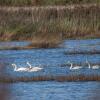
[0,74,100,83]
[0,5,100,44]
[64,50,100,55]
[0,0,100,6]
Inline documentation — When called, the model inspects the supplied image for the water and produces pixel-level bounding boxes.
[10,81,100,100]
[0,39,100,100]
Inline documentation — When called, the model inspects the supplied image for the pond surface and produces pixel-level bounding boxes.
[9,81,100,100]
[0,39,100,100]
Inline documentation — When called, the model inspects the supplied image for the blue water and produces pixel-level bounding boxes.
[0,39,100,100]
[9,82,100,100]
[0,39,100,77]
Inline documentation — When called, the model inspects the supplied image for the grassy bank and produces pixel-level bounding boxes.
[0,0,99,6]
[64,50,100,55]
[0,5,100,42]
[0,74,100,83]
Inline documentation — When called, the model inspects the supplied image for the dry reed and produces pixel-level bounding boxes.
[0,5,100,43]
[64,50,100,55]
[0,0,99,6]
[0,74,100,83]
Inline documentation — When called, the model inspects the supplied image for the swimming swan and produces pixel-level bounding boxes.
[86,60,100,69]
[67,61,82,70]
[26,62,32,69]
[26,62,43,72]
[11,64,29,72]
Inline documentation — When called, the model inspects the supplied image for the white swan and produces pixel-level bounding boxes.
[26,62,32,69]
[92,65,100,69]
[86,60,100,69]
[11,64,29,72]
[28,67,43,72]
[67,61,82,70]
[26,62,43,72]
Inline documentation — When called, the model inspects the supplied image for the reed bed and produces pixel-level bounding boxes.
[0,74,100,83]
[0,5,100,42]
[0,42,61,49]
[64,50,100,55]
[0,0,99,6]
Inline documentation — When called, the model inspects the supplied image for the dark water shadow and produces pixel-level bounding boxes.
[0,55,12,100]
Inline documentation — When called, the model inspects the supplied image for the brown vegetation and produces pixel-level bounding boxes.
[0,0,99,6]
[0,74,100,83]
[0,5,100,42]
[64,50,100,55]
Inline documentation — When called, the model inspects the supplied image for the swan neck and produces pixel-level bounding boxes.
[70,63,73,69]
[87,62,91,68]
[27,63,32,68]
[13,65,17,70]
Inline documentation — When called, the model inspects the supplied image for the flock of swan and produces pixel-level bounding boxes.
[11,62,43,72]
[11,60,100,72]
[67,60,100,70]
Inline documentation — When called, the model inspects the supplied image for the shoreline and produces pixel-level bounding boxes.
[0,38,100,50]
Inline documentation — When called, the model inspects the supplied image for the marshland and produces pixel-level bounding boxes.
[0,0,100,100]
